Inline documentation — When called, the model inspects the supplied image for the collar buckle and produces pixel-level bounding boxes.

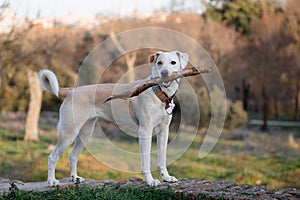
[152,85,175,113]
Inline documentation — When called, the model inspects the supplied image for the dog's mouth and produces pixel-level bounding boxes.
[162,80,172,88]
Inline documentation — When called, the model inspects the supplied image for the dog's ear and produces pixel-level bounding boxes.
[175,51,189,69]
[148,51,162,64]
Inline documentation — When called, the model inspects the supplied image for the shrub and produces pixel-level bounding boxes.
[225,100,248,130]
[197,86,248,130]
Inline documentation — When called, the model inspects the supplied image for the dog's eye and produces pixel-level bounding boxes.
[157,61,163,66]
[171,61,176,65]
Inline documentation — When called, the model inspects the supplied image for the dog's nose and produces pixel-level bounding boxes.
[161,70,169,78]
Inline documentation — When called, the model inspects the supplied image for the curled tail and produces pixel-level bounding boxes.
[39,69,59,97]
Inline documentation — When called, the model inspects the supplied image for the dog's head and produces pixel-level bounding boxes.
[149,51,189,87]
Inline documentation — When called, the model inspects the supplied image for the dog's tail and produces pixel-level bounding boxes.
[38,69,59,97]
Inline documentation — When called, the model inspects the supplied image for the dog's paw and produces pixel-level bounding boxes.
[48,179,60,187]
[71,175,85,183]
[163,175,178,183]
[148,179,161,187]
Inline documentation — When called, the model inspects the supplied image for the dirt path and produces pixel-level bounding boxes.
[1,177,299,199]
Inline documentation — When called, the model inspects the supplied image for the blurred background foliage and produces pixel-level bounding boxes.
[1,0,298,128]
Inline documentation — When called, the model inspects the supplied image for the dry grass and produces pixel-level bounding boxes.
[0,113,299,189]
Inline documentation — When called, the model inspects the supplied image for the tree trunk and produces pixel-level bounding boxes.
[109,30,136,83]
[125,52,137,83]
[242,78,250,111]
[294,78,299,120]
[24,70,42,142]
[261,85,268,131]
[274,96,279,119]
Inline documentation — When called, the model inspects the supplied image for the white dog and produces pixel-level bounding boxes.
[39,50,188,186]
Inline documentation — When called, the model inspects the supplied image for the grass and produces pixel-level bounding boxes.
[0,119,299,190]
[249,113,300,122]
[0,182,188,200]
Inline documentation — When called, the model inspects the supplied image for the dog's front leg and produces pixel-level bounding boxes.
[157,126,178,183]
[139,127,161,186]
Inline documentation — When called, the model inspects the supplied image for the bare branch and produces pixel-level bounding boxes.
[104,67,212,103]
[109,30,126,54]
[109,30,137,82]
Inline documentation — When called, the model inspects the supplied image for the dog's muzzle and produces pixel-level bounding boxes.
[161,80,173,88]
[160,70,173,88]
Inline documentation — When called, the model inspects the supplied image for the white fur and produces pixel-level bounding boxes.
[39,69,59,97]
[40,51,188,187]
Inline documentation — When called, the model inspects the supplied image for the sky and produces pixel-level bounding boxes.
[7,0,204,19]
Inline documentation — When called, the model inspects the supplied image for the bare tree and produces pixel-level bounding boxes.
[249,5,284,130]
[284,0,300,120]
[24,70,42,142]
[109,26,137,83]
[0,4,43,141]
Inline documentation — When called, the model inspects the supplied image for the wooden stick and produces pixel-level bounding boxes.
[104,67,211,103]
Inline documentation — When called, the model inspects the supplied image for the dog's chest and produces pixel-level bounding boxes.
[138,96,171,122]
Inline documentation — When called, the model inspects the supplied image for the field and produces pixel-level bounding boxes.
[0,113,299,190]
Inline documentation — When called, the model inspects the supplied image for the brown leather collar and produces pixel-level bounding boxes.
[152,85,175,109]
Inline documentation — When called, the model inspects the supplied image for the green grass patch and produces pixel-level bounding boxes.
[249,113,299,121]
[0,127,299,189]
[0,182,187,200]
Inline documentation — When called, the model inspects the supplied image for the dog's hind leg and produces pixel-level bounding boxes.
[47,107,89,186]
[47,128,77,186]
[69,118,96,183]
